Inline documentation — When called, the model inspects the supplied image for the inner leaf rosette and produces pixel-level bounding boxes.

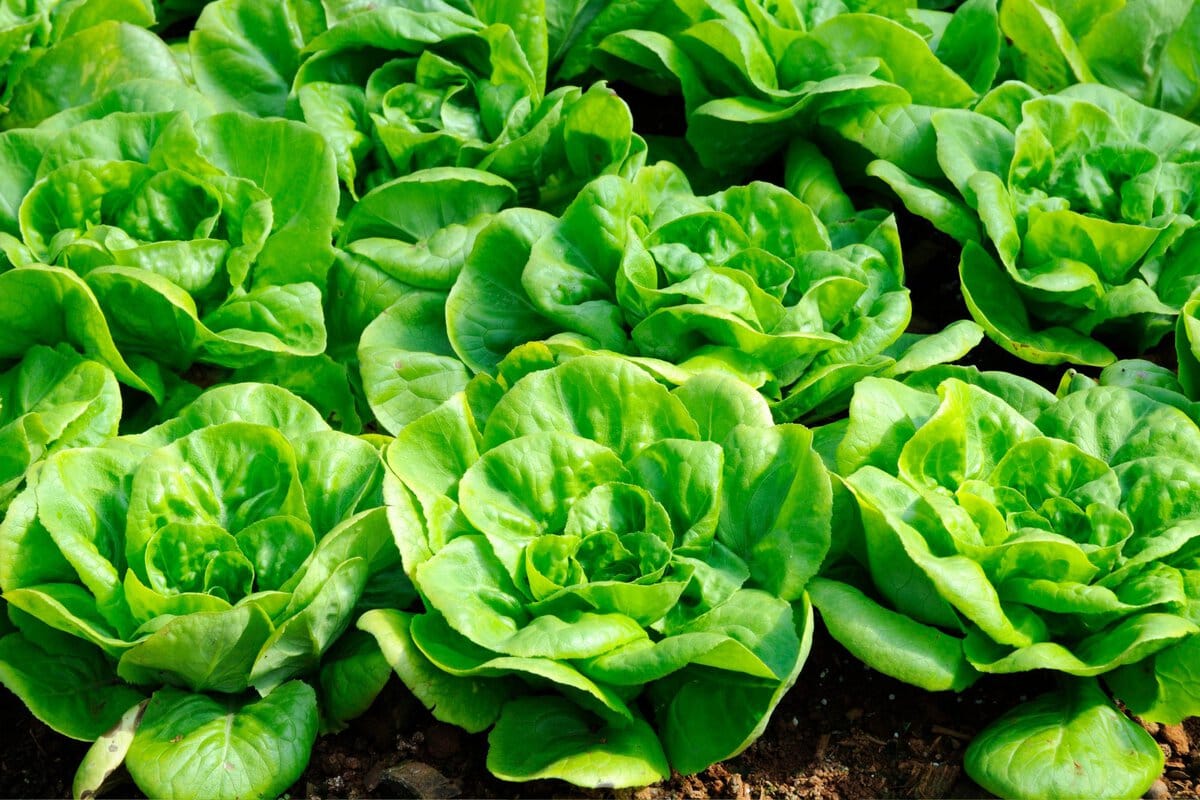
[813,373,1200,798]
[363,354,832,787]
[0,383,407,800]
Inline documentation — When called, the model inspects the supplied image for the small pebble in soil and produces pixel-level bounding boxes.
[1145,778,1170,799]
[380,761,460,799]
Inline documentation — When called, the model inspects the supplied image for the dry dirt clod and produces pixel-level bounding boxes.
[380,761,461,799]
[1140,719,1163,737]
[1144,778,1170,799]
[1162,724,1191,756]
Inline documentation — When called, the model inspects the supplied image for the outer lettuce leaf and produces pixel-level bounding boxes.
[965,679,1164,800]
[126,681,319,800]
[487,695,670,787]
[334,166,516,349]
[188,0,325,118]
[0,611,146,741]
[230,353,362,434]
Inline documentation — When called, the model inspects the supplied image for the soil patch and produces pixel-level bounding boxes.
[10,624,1197,799]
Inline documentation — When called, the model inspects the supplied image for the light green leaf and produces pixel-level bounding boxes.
[250,557,368,694]
[836,376,938,475]
[935,0,1001,93]
[446,208,560,372]
[0,626,146,741]
[719,424,831,601]
[482,355,698,459]
[124,422,307,564]
[0,267,162,399]
[116,605,273,693]
[3,22,183,128]
[487,696,669,788]
[458,433,627,560]
[189,0,312,117]
[230,354,362,433]
[810,577,977,691]
[358,608,510,733]
[417,532,647,661]
[358,292,470,436]
[960,242,1116,366]
[318,629,392,733]
[652,594,813,775]
[194,112,338,287]
[898,378,1040,489]
[143,382,329,445]
[867,159,980,243]
[126,681,318,800]
[292,431,382,535]
[671,371,774,443]
[965,679,1163,800]
[1039,385,1200,466]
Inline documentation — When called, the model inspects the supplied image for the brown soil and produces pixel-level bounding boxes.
[6,623,1198,800]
